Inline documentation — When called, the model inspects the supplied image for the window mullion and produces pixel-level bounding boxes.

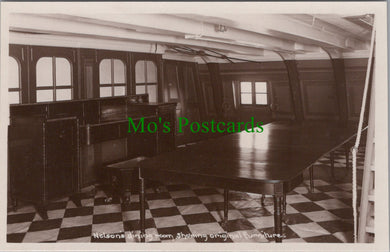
[252,82,255,105]
[53,56,56,101]
[144,60,148,94]
[111,59,115,96]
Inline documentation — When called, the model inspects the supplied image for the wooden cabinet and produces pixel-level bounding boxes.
[9,113,80,218]
[8,96,176,215]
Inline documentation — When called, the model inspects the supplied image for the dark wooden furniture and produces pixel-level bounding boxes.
[8,95,176,218]
[138,121,359,243]
[105,157,146,205]
[8,113,81,219]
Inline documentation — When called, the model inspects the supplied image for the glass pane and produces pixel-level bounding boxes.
[241,93,252,104]
[37,90,53,102]
[135,61,145,84]
[36,57,53,87]
[240,82,251,93]
[147,85,157,102]
[56,58,71,86]
[113,59,125,84]
[168,82,178,99]
[8,91,20,104]
[99,59,111,84]
[256,93,268,105]
[8,57,20,89]
[146,61,157,83]
[255,82,267,93]
[56,89,72,101]
[114,86,126,96]
[136,85,146,94]
[100,87,112,97]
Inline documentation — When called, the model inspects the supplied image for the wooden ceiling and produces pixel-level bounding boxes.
[9,12,374,62]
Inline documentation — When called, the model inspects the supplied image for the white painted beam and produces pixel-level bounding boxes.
[313,14,372,41]
[37,13,305,52]
[179,13,367,50]
[10,14,265,56]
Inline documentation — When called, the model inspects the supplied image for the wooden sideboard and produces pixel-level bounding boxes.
[8,95,176,218]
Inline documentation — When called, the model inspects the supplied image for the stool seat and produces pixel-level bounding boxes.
[105,156,146,205]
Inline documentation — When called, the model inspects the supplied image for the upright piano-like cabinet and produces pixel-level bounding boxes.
[8,96,176,218]
[9,107,81,218]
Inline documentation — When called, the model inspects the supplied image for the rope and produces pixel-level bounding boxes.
[352,21,375,243]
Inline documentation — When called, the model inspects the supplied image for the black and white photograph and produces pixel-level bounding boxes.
[0,1,388,251]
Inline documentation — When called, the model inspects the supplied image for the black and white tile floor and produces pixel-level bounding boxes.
[7,145,366,243]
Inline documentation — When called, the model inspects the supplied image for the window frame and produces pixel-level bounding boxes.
[135,60,158,102]
[8,56,22,105]
[99,58,127,98]
[35,56,73,102]
[239,80,270,107]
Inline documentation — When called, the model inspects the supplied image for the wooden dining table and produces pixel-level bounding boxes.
[138,120,359,242]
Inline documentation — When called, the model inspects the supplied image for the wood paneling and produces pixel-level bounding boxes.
[331,59,349,123]
[283,60,304,121]
[271,82,293,116]
[345,64,367,120]
[302,81,338,118]
[207,63,224,119]
[200,59,367,123]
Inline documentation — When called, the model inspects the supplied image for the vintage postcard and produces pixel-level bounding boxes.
[0,1,388,251]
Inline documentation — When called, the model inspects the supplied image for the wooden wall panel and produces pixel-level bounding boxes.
[302,81,338,118]
[199,59,367,123]
[347,82,365,118]
[345,63,367,120]
[271,82,293,117]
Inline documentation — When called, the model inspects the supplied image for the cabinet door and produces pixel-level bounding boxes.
[45,118,78,199]
[9,120,45,202]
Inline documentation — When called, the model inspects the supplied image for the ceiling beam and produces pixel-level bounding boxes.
[10,14,265,56]
[182,13,368,50]
[313,14,372,41]
[37,13,319,53]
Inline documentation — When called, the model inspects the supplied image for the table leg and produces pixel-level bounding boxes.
[344,143,350,170]
[223,189,229,223]
[139,176,146,243]
[309,165,314,193]
[273,195,283,243]
[282,194,287,215]
[12,198,18,212]
[330,151,335,180]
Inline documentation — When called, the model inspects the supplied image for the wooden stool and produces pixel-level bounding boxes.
[105,156,146,205]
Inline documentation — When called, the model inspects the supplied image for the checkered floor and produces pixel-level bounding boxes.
[7,144,366,243]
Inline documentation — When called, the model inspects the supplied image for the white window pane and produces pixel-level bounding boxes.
[8,91,20,104]
[135,61,145,84]
[168,82,178,99]
[255,82,267,93]
[56,89,72,101]
[36,57,53,87]
[146,61,157,83]
[241,93,252,104]
[99,59,111,84]
[136,85,146,94]
[9,57,20,89]
[113,59,125,84]
[55,58,71,86]
[147,85,157,102]
[37,90,53,102]
[256,93,268,105]
[100,87,112,97]
[240,82,251,93]
[114,86,126,96]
